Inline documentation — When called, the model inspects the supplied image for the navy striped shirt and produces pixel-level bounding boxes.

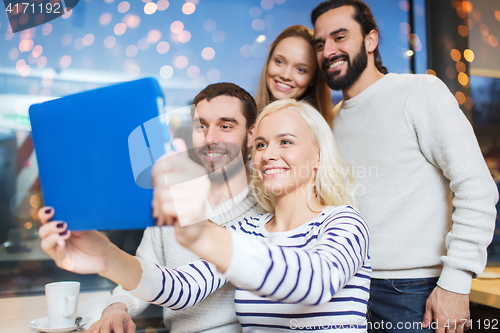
[132,205,371,332]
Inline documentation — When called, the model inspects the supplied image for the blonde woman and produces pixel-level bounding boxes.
[255,25,333,124]
[39,99,370,332]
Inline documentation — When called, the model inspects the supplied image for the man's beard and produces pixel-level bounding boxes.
[321,41,368,91]
[193,134,249,185]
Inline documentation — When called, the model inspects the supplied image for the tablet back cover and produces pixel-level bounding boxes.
[29,78,164,230]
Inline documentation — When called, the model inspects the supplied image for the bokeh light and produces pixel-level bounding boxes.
[62,8,72,19]
[83,34,95,46]
[42,70,53,87]
[144,2,157,15]
[21,65,31,77]
[178,30,191,43]
[35,14,45,26]
[455,61,466,73]
[148,30,162,43]
[249,7,262,19]
[201,47,215,60]
[171,21,184,33]
[399,22,410,35]
[20,29,36,40]
[458,73,469,86]
[9,48,19,61]
[464,49,474,62]
[256,35,266,43]
[182,2,196,15]
[455,91,465,104]
[32,45,43,58]
[160,65,174,79]
[138,38,150,50]
[104,36,116,48]
[479,24,489,36]
[252,19,265,31]
[114,23,127,36]
[488,35,498,47]
[60,55,72,68]
[450,49,461,62]
[42,24,52,36]
[457,25,468,37]
[100,13,112,26]
[156,41,170,54]
[118,1,130,13]
[127,64,140,78]
[261,0,274,10]
[495,10,500,22]
[462,1,473,13]
[157,0,169,11]
[456,7,467,19]
[187,66,200,78]
[174,56,189,69]
[464,97,474,110]
[16,59,26,72]
[398,0,409,11]
[123,14,141,28]
[126,45,138,57]
[37,56,47,69]
[19,39,34,52]
[5,28,14,41]
[426,69,436,76]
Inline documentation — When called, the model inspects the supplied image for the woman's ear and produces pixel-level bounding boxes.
[247,124,256,148]
[365,29,379,53]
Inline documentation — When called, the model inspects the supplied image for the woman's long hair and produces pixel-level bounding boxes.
[255,25,333,126]
[251,99,355,213]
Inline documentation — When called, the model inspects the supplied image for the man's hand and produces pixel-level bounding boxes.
[87,303,136,333]
[422,286,471,333]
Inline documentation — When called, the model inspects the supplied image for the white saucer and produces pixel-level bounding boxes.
[29,314,92,332]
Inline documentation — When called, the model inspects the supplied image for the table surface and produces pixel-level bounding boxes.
[470,267,500,309]
[0,290,110,332]
[0,268,497,331]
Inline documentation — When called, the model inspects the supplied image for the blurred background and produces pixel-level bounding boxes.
[0,0,499,327]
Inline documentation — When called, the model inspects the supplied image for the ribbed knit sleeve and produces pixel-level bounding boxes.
[406,75,498,293]
[129,257,227,310]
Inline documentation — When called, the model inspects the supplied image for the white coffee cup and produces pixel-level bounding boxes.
[45,281,80,328]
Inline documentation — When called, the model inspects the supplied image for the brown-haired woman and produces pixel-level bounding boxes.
[255,25,333,125]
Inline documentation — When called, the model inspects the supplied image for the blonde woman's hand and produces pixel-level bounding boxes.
[151,139,210,242]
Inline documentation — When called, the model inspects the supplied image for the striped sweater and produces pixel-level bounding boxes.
[108,186,265,333]
[130,205,371,332]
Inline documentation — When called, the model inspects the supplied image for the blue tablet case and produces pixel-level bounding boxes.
[29,78,167,230]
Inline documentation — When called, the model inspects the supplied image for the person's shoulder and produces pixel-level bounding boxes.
[321,205,367,227]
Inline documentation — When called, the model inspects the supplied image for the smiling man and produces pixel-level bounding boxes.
[88,83,265,333]
[311,1,498,332]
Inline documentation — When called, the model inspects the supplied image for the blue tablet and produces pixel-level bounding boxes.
[30,78,168,230]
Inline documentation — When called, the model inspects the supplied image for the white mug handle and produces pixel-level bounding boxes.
[64,295,75,317]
